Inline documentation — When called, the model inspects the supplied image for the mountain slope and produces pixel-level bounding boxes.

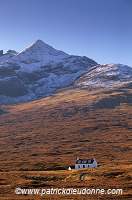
[0,85,132,169]
[73,63,132,88]
[0,82,132,200]
[0,40,97,104]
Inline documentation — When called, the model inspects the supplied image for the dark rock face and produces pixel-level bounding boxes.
[0,76,29,97]
[0,50,3,56]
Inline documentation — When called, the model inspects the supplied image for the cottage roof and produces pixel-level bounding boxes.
[75,158,94,164]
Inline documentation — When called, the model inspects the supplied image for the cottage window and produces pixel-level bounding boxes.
[83,165,85,168]
[78,165,80,168]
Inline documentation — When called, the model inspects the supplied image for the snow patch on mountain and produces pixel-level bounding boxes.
[9,40,69,68]
[1,39,132,105]
[0,40,97,104]
[74,64,132,87]
[0,50,18,64]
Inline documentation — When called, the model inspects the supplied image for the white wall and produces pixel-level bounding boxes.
[75,160,97,169]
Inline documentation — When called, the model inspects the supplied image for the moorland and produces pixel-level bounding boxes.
[0,86,132,199]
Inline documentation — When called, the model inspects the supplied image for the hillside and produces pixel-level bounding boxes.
[0,85,132,199]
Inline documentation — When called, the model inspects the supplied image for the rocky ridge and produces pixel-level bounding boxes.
[0,40,97,104]
[74,63,132,88]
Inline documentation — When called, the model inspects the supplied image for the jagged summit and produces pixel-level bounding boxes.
[10,39,69,66]
[33,39,46,45]
[19,39,69,55]
[0,49,18,64]
[32,39,55,49]
[20,39,58,54]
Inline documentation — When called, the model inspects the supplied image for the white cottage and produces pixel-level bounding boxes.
[75,158,97,169]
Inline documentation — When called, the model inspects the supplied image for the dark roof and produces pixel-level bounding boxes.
[75,159,94,164]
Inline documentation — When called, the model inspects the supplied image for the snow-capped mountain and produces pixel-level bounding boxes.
[73,64,132,88]
[1,40,131,105]
[0,40,97,104]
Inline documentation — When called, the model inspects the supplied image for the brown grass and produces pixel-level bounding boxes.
[0,87,132,199]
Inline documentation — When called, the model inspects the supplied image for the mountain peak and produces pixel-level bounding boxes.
[20,39,54,53]
[30,39,52,48]
[0,40,98,104]
[12,39,69,65]
[34,39,44,43]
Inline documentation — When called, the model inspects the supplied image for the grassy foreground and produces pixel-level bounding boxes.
[0,164,132,199]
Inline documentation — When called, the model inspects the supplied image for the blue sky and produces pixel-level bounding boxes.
[0,0,132,66]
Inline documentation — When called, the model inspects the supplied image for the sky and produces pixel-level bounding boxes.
[0,0,132,66]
